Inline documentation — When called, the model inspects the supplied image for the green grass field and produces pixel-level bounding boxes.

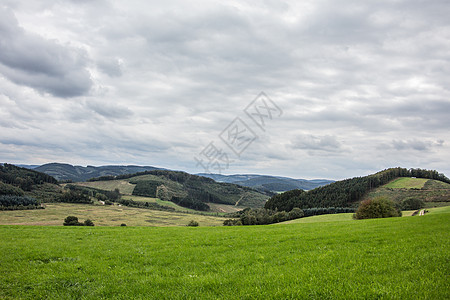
[384,177,429,189]
[0,209,448,299]
[75,180,136,195]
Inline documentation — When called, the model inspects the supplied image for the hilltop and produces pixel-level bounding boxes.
[33,163,162,182]
[265,167,450,212]
[363,177,450,207]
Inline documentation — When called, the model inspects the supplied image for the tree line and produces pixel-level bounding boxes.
[0,195,42,210]
[224,206,355,226]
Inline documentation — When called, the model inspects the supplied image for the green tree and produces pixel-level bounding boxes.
[187,220,199,227]
[401,197,424,210]
[288,207,304,220]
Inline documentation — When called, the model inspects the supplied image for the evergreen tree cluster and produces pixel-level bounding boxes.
[0,181,25,196]
[0,195,41,210]
[265,167,449,212]
[132,181,160,197]
[170,196,210,211]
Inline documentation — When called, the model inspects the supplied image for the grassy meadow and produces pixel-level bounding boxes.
[0,203,226,227]
[75,180,136,195]
[1,208,449,299]
[384,177,428,189]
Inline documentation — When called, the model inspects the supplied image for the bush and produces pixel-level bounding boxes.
[354,197,402,220]
[84,219,95,226]
[401,197,425,210]
[187,220,199,227]
[95,193,107,201]
[63,216,94,226]
[63,216,83,226]
[288,207,304,220]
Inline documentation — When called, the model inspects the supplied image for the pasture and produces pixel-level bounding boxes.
[384,177,429,189]
[0,208,448,299]
[0,203,225,227]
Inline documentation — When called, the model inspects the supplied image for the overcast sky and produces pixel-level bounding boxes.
[1,0,449,180]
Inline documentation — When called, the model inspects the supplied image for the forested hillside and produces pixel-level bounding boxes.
[265,167,450,212]
[89,170,270,211]
[0,164,60,209]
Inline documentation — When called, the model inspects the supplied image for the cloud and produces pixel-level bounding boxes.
[291,134,344,154]
[0,5,92,97]
[86,101,133,119]
[391,139,444,151]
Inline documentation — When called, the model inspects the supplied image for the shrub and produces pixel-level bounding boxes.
[401,197,425,210]
[354,197,402,220]
[63,216,83,226]
[187,220,199,227]
[63,216,94,226]
[223,219,238,226]
[95,193,107,201]
[84,219,95,226]
[288,207,304,220]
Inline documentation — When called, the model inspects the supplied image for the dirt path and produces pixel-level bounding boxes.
[235,195,244,206]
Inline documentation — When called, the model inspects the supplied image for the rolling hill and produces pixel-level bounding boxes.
[265,167,450,212]
[74,170,270,211]
[363,177,450,207]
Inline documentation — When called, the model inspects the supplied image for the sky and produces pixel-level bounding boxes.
[0,0,449,180]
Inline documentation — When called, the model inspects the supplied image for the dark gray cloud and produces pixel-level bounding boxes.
[391,139,444,151]
[291,134,344,154]
[0,6,92,97]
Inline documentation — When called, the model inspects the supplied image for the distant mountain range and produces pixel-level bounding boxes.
[16,163,334,192]
[197,173,334,192]
[25,163,162,182]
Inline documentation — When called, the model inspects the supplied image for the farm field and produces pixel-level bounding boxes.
[0,209,449,299]
[0,203,226,227]
[120,195,195,212]
[384,177,428,189]
[75,180,136,195]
